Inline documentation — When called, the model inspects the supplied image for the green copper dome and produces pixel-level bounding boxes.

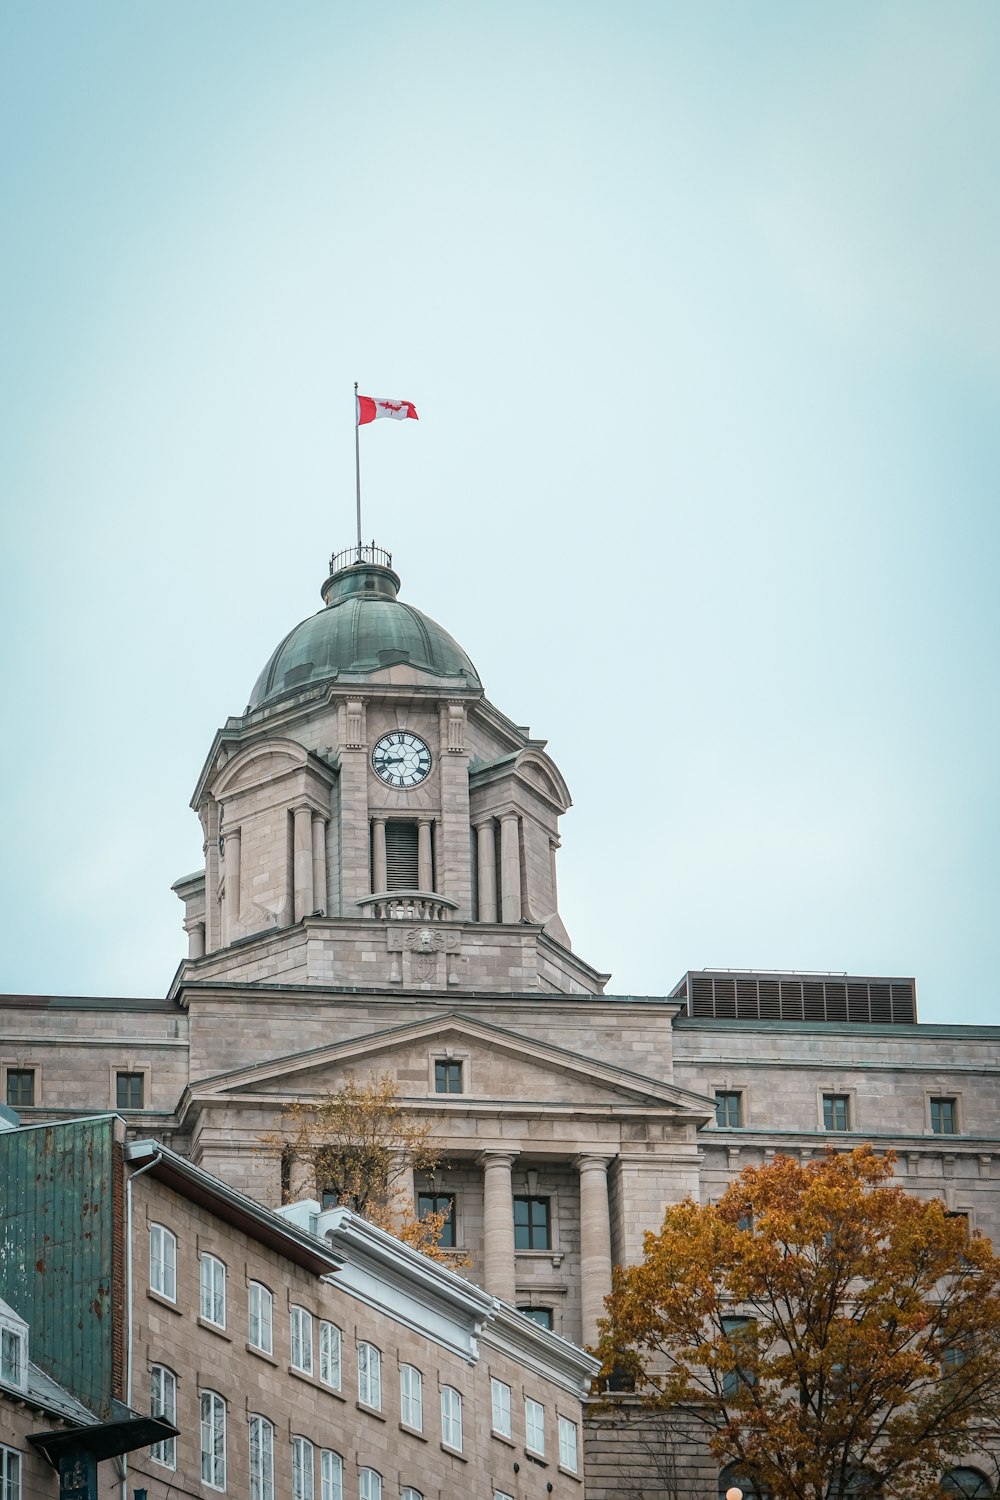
[247,556,481,710]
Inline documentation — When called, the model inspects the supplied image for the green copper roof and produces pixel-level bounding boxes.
[247,560,481,710]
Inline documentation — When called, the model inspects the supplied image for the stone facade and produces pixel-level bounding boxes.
[0,1118,595,1500]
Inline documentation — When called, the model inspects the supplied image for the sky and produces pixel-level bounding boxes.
[1,2,998,1024]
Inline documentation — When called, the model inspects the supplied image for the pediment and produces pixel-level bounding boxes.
[212,737,310,798]
[188,1013,713,1121]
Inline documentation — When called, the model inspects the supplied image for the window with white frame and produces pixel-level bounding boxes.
[320,1450,342,1500]
[400,1364,423,1430]
[490,1377,512,1437]
[525,1397,545,1455]
[149,1365,177,1468]
[0,1315,26,1393]
[319,1321,341,1389]
[440,1386,463,1451]
[200,1390,227,1490]
[200,1253,226,1328]
[359,1470,381,1500]
[358,1342,381,1408]
[149,1224,176,1301]
[248,1416,274,1500]
[558,1415,578,1472]
[249,1282,273,1355]
[292,1437,315,1500]
[494,1493,515,1500]
[401,1490,422,1500]
[290,1306,313,1375]
[1,1445,21,1500]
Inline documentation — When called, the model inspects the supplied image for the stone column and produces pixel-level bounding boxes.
[500,813,521,924]
[475,819,497,922]
[371,818,387,893]
[480,1151,517,1301]
[576,1154,614,1349]
[186,921,205,960]
[417,818,434,891]
[293,806,314,922]
[223,827,241,942]
[311,814,327,915]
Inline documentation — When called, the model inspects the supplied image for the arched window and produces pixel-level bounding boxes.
[942,1470,993,1500]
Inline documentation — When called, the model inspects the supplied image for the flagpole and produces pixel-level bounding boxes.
[354,381,362,560]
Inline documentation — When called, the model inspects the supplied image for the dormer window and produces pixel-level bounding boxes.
[0,1312,26,1393]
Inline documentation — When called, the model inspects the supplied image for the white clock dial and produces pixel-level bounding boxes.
[371,731,432,788]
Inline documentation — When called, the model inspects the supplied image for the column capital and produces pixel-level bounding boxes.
[477,1149,518,1170]
[574,1152,614,1172]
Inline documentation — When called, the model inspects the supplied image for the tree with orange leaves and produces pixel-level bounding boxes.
[597,1147,1000,1500]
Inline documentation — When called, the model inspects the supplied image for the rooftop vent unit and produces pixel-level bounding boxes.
[669,971,917,1025]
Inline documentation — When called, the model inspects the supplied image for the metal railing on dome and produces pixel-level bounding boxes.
[329,542,393,574]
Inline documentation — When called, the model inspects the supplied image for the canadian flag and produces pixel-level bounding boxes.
[356,395,419,426]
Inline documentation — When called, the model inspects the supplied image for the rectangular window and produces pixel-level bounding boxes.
[5,1070,34,1108]
[292,1438,314,1500]
[1,1446,21,1500]
[319,1321,341,1389]
[822,1094,850,1131]
[434,1059,463,1093]
[721,1316,755,1396]
[0,1326,24,1390]
[150,1365,177,1468]
[518,1306,553,1330]
[931,1097,957,1134]
[400,1364,423,1430]
[290,1306,313,1375]
[249,1416,274,1500]
[491,1378,512,1437]
[359,1470,381,1500]
[715,1090,742,1127]
[249,1282,273,1355]
[513,1196,551,1250]
[200,1253,226,1328]
[416,1193,456,1248]
[320,1451,342,1500]
[116,1071,145,1110]
[200,1390,227,1490]
[440,1386,463,1451]
[525,1397,545,1455]
[149,1224,176,1301]
[358,1342,381,1409]
[558,1416,578,1473]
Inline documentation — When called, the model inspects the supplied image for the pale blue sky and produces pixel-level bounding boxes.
[1,2,998,1022]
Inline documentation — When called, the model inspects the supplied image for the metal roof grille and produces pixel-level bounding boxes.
[675,971,917,1024]
[384,821,419,891]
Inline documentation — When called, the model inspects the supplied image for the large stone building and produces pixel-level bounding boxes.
[2,543,999,1498]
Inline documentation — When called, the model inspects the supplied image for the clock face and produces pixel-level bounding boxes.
[371,731,432,788]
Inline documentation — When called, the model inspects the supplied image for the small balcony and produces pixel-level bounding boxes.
[356,891,459,922]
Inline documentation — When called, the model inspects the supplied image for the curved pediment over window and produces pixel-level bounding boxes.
[211,738,326,799]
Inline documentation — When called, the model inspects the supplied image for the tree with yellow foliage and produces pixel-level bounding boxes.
[263,1072,462,1264]
[597,1147,1000,1500]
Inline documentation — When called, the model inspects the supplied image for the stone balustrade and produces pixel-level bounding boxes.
[356,891,459,922]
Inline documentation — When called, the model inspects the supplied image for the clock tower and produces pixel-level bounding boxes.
[172,545,609,997]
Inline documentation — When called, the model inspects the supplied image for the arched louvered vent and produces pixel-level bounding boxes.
[384,821,419,890]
